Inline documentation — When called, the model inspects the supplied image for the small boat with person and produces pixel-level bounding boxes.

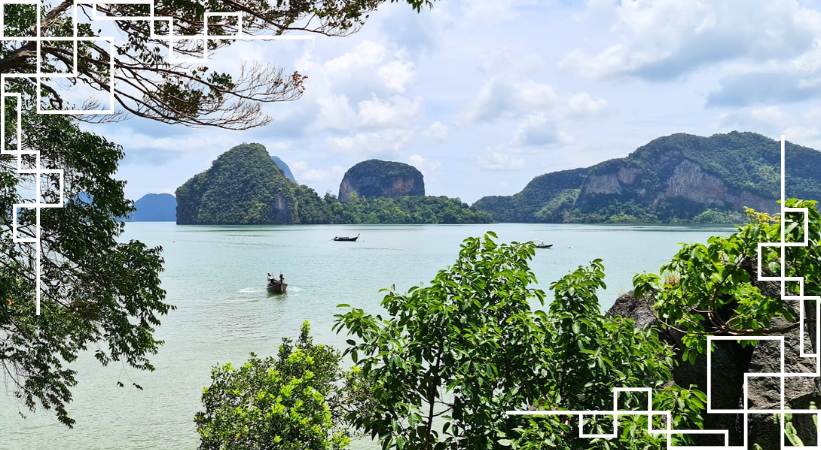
[267,273,287,294]
[533,242,553,249]
[333,234,359,242]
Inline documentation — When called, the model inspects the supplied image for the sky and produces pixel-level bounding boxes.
[94,0,821,204]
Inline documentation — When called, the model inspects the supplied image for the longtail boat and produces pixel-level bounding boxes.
[267,274,287,294]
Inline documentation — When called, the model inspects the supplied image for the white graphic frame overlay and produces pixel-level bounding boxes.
[508,136,821,449]
[1,0,310,314]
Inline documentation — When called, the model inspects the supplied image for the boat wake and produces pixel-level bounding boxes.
[238,287,261,294]
[223,296,260,304]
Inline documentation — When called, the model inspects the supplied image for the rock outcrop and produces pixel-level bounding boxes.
[474,131,821,223]
[608,293,820,448]
[339,160,425,202]
[176,143,300,225]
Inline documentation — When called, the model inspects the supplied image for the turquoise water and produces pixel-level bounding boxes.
[0,223,732,449]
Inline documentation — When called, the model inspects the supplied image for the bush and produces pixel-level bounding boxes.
[195,322,349,450]
[634,198,821,362]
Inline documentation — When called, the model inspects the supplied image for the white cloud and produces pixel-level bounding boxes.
[718,106,785,134]
[564,0,821,80]
[512,113,570,147]
[468,79,558,122]
[327,129,414,156]
[273,38,422,156]
[291,161,346,184]
[325,40,387,74]
[567,92,607,116]
[315,94,358,131]
[319,40,416,95]
[378,60,416,92]
[357,96,421,129]
[105,126,238,154]
[747,106,786,125]
[425,121,449,141]
[805,108,821,123]
[478,151,525,171]
[783,125,821,147]
[716,105,821,148]
[707,46,821,106]
[461,0,524,22]
[407,153,441,173]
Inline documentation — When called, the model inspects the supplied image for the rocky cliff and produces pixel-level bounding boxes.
[339,159,425,202]
[474,132,821,223]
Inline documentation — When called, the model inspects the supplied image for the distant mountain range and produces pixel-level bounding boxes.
[473,132,821,223]
[272,155,295,182]
[126,132,821,224]
[125,193,176,222]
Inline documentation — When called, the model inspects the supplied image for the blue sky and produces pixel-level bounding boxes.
[97,0,821,203]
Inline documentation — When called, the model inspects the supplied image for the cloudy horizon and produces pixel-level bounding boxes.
[93,0,821,204]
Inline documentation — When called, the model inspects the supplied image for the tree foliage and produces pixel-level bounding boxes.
[1,0,435,129]
[334,233,550,448]
[633,198,821,362]
[511,261,705,450]
[334,233,704,449]
[195,322,350,450]
[318,193,491,224]
[0,107,172,426]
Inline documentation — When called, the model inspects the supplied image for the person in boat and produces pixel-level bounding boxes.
[268,273,285,284]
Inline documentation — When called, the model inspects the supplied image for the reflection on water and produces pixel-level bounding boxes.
[0,222,732,450]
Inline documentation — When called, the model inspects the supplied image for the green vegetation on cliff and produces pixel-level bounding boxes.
[290,187,490,224]
[473,132,821,224]
[176,144,488,225]
[176,144,300,225]
[321,193,490,224]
